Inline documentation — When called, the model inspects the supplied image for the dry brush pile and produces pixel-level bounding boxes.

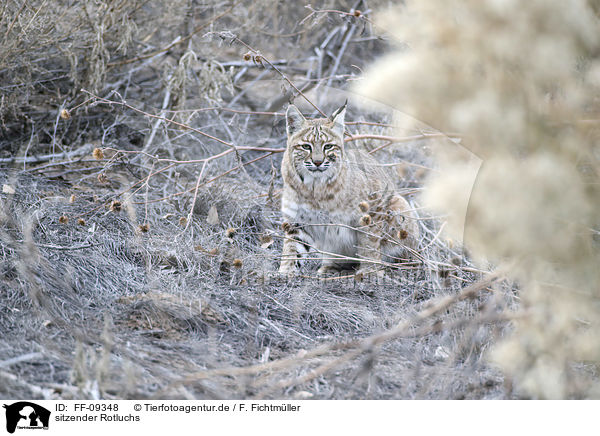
[1,0,522,399]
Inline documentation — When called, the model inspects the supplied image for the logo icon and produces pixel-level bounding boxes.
[3,402,50,434]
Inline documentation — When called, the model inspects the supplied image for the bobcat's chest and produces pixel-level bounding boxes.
[282,197,357,257]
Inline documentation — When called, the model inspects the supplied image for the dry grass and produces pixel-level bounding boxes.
[0,0,519,400]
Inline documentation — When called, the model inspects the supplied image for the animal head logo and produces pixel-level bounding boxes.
[3,402,50,434]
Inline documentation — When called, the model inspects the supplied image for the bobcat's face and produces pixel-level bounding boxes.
[292,126,342,178]
[285,104,346,183]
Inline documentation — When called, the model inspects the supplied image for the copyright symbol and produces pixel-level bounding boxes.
[134,404,141,411]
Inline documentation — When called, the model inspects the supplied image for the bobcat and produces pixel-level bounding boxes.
[279,103,419,276]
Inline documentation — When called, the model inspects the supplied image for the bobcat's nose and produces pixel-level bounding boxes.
[313,159,323,167]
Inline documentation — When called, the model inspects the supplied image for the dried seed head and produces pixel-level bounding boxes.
[243,52,252,61]
[179,216,188,226]
[69,194,76,203]
[110,200,122,212]
[232,258,243,268]
[77,218,86,226]
[260,234,274,249]
[138,223,150,233]
[97,173,108,184]
[358,201,369,212]
[58,215,68,224]
[414,168,426,181]
[209,247,219,256]
[398,229,409,240]
[60,108,71,120]
[353,9,362,17]
[359,214,372,226]
[396,164,408,179]
[282,222,292,233]
[226,227,236,238]
[92,148,104,160]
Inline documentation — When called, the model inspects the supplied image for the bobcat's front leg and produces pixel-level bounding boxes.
[355,220,383,277]
[279,222,300,274]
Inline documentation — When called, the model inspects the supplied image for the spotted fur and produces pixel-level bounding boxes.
[279,104,420,275]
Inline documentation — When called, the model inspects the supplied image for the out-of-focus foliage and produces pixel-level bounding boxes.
[360,0,600,398]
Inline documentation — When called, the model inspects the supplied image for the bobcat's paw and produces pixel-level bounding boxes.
[354,267,384,282]
[316,265,337,277]
[277,264,297,280]
[278,263,296,273]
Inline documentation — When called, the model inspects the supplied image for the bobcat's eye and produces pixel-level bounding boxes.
[323,143,336,151]
[299,143,312,150]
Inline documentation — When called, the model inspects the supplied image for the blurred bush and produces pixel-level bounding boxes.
[359,0,600,398]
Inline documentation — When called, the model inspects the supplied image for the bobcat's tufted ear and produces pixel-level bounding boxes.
[330,101,346,137]
[286,105,305,137]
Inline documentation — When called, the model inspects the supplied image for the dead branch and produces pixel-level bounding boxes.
[0,143,94,164]
[229,36,327,117]
[80,90,236,149]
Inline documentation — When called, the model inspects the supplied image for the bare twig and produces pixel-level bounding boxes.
[0,352,44,369]
[322,22,356,98]
[34,243,97,251]
[4,0,27,39]
[300,6,374,27]
[184,160,208,231]
[229,36,327,117]
[80,90,236,149]
[0,143,94,164]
